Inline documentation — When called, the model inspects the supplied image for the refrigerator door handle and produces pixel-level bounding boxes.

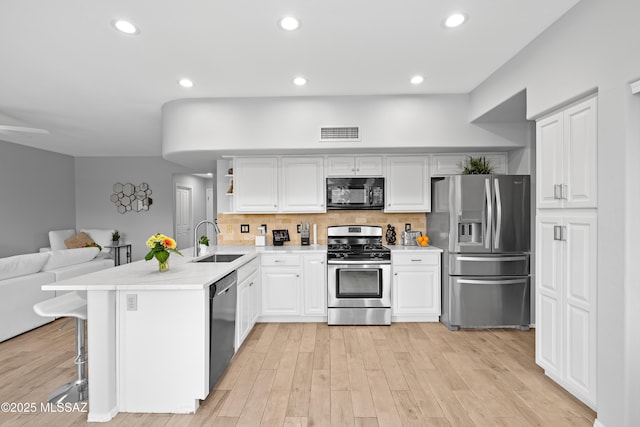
[457,278,526,286]
[456,256,528,262]
[484,178,492,249]
[494,178,502,249]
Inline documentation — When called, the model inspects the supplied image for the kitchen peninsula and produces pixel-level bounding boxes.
[41,246,262,422]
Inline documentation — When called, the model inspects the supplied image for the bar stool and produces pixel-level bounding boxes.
[33,292,88,403]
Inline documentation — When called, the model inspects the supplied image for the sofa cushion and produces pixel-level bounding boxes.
[80,229,115,253]
[49,258,115,281]
[49,229,75,251]
[64,232,95,249]
[42,248,99,271]
[0,252,50,281]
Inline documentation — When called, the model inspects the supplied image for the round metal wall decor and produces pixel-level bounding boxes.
[111,182,153,214]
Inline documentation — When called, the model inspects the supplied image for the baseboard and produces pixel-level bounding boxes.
[593,418,605,427]
[87,406,119,422]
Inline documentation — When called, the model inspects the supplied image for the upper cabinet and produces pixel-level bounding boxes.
[234,157,279,212]
[431,153,508,176]
[327,156,383,176]
[536,97,597,209]
[385,156,430,212]
[234,156,325,214]
[280,157,325,213]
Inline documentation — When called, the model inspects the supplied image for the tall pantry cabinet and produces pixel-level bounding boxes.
[535,95,598,410]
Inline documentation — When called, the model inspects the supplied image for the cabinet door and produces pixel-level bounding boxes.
[564,98,597,209]
[261,268,301,316]
[326,156,356,176]
[563,213,597,406]
[385,156,430,212]
[536,114,564,209]
[236,280,251,348]
[393,266,440,316]
[303,254,327,316]
[234,157,279,212]
[431,153,507,176]
[280,157,325,212]
[535,214,564,378]
[355,156,383,176]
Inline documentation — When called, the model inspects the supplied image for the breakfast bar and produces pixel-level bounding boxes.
[42,247,257,422]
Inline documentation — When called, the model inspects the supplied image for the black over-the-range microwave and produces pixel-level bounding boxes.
[326,177,385,210]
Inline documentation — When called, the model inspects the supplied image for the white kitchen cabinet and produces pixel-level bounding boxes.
[391,251,441,322]
[234,157,279,212]
[430,153,508,176]
[303,254,327,316]
[385,156,430,212]
[536,96,597,209]
[327,155,383,176]
[236,258,260,349]
[535,211,597,409]
[260,254,302,317]
[280,157,325,212]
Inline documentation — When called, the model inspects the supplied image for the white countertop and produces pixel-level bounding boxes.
[388,245,443,252]
[42,244,327,292]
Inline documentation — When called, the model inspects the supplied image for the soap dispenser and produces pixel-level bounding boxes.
[255,226,266,246]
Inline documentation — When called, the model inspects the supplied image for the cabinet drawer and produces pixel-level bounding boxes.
[261,254,301,267]
[393,252,440,266]
[238,257,259,282]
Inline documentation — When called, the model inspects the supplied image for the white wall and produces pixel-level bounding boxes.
[470,0,640,425]
[0,141,76,257]
[75,157,195,261]
[162,94,530,170]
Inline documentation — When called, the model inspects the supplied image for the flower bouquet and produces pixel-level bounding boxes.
[145,233,182,272]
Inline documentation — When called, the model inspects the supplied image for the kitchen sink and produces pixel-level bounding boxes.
[195,254,244,263]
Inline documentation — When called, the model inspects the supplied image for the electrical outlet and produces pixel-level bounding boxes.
[297,224,301,233]
[261,224,267,233]
[405,223,411,232]
[241,224,250,233]
[126,294,137,311]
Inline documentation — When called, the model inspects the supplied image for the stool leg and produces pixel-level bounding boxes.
[48,318,88,404]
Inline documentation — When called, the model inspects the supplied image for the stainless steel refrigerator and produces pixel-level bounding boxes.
[428,175,531,330]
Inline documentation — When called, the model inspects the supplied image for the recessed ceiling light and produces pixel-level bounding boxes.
[293,77,307,86]
[410,75,424,85]
[444,13,467,28]
[280,16,300,31]
[112,19,139,35]
[178,78,194,88]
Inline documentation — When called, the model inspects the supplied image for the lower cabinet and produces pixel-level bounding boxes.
[391,251,441,322]
[260,252,327,321]
[535,210,597,409]
[236,258,260,349]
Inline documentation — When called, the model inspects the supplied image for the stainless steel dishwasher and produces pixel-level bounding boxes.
[209,270,237,391]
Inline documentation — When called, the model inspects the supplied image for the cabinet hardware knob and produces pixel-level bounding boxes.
[394,273,398,276]
[296,274,300,277]
[249,282,253,286]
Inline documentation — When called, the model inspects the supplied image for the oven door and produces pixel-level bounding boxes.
[327,261,391,308]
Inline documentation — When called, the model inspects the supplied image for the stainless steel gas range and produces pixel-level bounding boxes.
[327,225,391,325]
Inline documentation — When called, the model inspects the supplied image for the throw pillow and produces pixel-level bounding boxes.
[49,229,75,251]
[42,247,100,271]
[64,232,95,249]
[0,252,50,280]
[80,229,115,253]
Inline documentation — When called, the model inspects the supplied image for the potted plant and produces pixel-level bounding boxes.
[111,230,121,246]
[462,156,494,175]
[199,235,210,255]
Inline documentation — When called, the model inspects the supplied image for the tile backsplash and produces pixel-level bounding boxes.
[218,211,427,245]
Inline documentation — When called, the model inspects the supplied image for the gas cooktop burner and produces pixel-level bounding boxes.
[328,243,352,252]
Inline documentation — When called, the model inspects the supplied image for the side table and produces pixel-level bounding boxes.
[104,244,132,266]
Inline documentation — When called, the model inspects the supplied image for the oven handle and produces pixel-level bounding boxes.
[327,259,391,265]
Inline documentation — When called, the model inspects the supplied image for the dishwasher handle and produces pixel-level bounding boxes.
[210,271,238,299]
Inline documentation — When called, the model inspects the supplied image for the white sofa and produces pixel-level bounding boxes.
[0,247,114,342]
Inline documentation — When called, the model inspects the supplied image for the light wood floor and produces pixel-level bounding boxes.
[0,319,595,426]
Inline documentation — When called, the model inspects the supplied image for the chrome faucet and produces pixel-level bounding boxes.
[194,219,221,256]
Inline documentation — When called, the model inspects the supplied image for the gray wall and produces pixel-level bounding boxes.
[74,157,194,261]
[172,173,209,247]
[0,141,76,257]
[470,0,640,425]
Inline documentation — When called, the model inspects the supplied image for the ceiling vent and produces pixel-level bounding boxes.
[319,126,360,142]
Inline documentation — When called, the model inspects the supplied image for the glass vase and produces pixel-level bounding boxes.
[158,259,169,272]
